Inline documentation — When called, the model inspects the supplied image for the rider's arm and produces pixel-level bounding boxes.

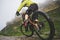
[17,0,27,12]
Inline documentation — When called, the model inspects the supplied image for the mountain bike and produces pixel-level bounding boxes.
[20,10,55,40]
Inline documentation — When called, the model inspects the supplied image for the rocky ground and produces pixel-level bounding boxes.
[0,36,60,40]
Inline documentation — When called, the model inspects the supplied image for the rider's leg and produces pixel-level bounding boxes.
[25,3,38,20]
[25,3,39,30]
[32,12,39,30]
[25,14,28,20]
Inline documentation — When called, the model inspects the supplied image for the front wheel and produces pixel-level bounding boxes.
[32,11,55,40]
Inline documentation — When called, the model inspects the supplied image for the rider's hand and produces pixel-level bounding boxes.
[16,11,20,16]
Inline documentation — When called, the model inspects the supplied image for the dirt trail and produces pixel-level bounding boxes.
[0,36,60,40]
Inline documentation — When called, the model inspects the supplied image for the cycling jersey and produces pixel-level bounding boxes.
[17,0,35,12]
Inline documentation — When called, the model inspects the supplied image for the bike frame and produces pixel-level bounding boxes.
[22,13,36,27]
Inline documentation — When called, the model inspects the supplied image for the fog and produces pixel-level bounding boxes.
[0,0,57,31]
[0,0,22,31]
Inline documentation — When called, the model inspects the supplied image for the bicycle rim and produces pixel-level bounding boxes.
[20,24,34,37]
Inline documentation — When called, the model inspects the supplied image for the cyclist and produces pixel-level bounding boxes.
[16,0,39,30]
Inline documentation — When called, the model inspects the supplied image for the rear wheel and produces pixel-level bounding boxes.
[32,11,55,40]
[20,23,34,37]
